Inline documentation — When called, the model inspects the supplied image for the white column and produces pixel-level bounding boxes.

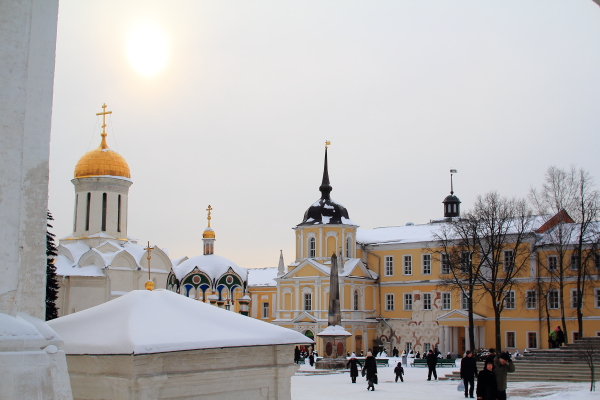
[294,281,300,316]
[445,326,451,355]
[319,227,323,258]
[438,326,445,353]
[453,327,459,355]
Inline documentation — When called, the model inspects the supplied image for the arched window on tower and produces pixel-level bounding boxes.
[85,192,91,231]
[354,290,360,311]
[117,194,122,232]
[101,193,107,231]
[309,237,316,258]
[346,236,352,258]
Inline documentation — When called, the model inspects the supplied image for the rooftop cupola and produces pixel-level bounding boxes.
[443,169,461,218]
[203,205,215,255]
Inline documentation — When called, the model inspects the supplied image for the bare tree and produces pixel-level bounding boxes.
[577,338,600,391]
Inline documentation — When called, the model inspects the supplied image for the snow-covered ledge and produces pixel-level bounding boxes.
[48,290,312,400]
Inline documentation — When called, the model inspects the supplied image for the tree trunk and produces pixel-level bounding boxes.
[468,289,476,351]
[495,306,502,351]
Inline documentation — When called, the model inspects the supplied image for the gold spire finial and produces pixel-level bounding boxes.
[206,205,212,228]
[96,103,113,149]
[325,140,331,148]
[144,241,154,291]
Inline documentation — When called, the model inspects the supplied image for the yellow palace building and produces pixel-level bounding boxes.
[247,147,600,357]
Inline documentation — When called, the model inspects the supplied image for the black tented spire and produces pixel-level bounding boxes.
[319,147,332,200]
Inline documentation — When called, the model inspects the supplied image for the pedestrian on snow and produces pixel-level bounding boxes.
[394,362,405,382]
[401,350,408,367]
[426,349,438,381]
[494,352,515,400]
[556,326,566,347]
[476,359,498,400]
[393,347,399,358]
[294,346,301,364]
[309,352,314,367]
[549,329,557,348]
[416,351,421,359]
[460,350,477,398]
[362,351,378,391]
[485,348,497,365]
[346,353,363,383]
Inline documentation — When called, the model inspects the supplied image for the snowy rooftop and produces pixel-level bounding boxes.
[247,267,278,287]
[172,254,247,282]
[47,289,312,355]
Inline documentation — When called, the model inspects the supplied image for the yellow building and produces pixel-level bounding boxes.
[248,148,600,357]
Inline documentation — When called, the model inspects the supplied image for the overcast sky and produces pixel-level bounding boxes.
[48,1,600,268]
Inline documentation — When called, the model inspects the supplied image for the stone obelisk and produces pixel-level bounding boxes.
[315,251,351,370]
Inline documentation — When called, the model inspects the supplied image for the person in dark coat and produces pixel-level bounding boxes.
[460,350,477,398]
[416,351,421,359]
[394,362,404,382]
[362,351,378,391]
[346,353,363,383]
[294,346,301,364]
[476,359,498,400]
[556,326,566,347]
[426,349,438,380]
[309,352,314,367]
[393,347,399,358]
[485,348,496,365]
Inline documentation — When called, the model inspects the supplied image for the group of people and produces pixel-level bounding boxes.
[549,326,566,348]
[346,352,379,390]
[294,346,318,366]
[460,348,515,400]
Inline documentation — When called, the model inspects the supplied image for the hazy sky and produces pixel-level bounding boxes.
[49,1,600,268]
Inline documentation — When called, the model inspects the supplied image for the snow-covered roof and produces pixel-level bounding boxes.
[248,267,278,287]
[357,224,443,246]
[47,289,312,355]
[172,254,247,282]
[537,222,600,246]
[317,325,351,336]
[54,255,104,277]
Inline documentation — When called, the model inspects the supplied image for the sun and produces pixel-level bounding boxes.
[126,24,168,77]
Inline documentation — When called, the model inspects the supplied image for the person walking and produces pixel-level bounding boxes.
[362,351,378,391]
[476,359,498,400]
[556,326,566,347]
[460,350,477,398]
[346,353,362,383]
[308,352,314,367]
[394,361,405,382]
[549,329,557,348]
[294,346,301,364]
[393,346,399,358]
[494,352,515,400]
[426,349,438,381]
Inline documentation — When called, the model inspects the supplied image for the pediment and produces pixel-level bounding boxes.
[344,259,372,278]
[292,312,318,323]
[437,310,486,321]
[282,259,328,279]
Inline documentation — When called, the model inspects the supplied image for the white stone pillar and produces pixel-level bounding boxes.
[445,326,451,355]
[438,325,445,354]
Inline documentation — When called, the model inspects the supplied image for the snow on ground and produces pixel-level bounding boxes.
[292,358,600,400]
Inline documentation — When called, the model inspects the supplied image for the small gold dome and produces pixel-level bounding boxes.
[203,227,215,239]
[74,134,131,179]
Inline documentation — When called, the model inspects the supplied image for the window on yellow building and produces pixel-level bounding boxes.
[526,290,537,309]
[442,292,451,310]
[423,293,431,310]
[304,293,312,310]
[460,252,471,273]
[461,292,468,310]
[548,290,559,309]
[570,255,580,271]
[346,236,352,258]
[308,238,316,258]
[548,255,558,271]
[403,255,412,275]
[262,302,269,319]
[527,332,538,349]
[571,289,582,309]
[353,290,359,310]
[385,256,394,276]
[506,331,516,348]
[504,291,515,309]
[422,254,431,275]
[503,250,514,273]
[385,294,394,311]
[441,253,450,274]
[595,289,600,308]
[404,293,413,311]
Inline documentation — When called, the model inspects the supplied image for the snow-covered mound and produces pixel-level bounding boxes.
[48,289,312,355]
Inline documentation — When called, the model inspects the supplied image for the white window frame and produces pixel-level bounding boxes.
[353,289,360,311]
[505,331,516,348]
[384,256,394,277]
[403,255,412,275]
[526,331,538,349]
[570,254,580,271]
[308,237,316,258]
[548,290,559,309]
[346,235,352,258]
[262,302,269,319]
[423,293,432,310]
[424,343,431,353]
[525,290,537,309]
[461,292,468,310]
[441,253,450,274]
[503,250,515,273]
[442,292,451,310]
[571,288,582,309]
[504,290,516,310]
[303,293,312,310]
[548,255,558,272]
[385,293,394,311]
[460,252,471,273]
[422,254,431,275]
[406,342,412,353]
[404,293,413,311]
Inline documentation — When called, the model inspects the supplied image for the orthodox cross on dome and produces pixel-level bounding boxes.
[325,140,331,148]
[96,103,112,149]
[144,241,154,290]
[206,205,212,228]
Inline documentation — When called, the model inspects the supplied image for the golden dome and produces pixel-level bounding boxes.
[74,133,131,179]
[203,227,215,239]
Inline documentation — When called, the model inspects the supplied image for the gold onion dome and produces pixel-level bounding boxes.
[203,227,215,239]
[74,133,130,179]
